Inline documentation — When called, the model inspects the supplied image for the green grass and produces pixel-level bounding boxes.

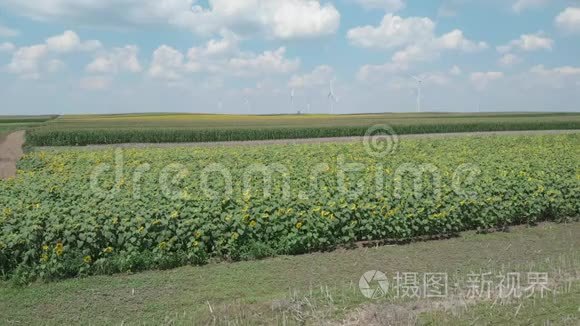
[25,112,580,146]
[0,115,58,124]
[1,222,578,325]
[420,284,580,325]
[0,115,57,140]
[0,123,41,140]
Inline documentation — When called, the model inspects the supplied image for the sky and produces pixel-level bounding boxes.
[0,0,579,115]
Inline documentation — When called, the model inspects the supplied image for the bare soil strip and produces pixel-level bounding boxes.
[0,131,25,180]
[37,129,579,150]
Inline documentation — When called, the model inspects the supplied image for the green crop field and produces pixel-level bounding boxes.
[2,133,578,283]
[0,115,58,124]
[2,114,579,324]
[4,5,580,323]
[0,115,57,140]
[24,112,580,146]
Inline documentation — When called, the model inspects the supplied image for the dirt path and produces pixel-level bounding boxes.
[0,130,25,180]
[37,129,579,150]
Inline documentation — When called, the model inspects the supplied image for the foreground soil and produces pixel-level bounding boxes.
[0,130,25,180]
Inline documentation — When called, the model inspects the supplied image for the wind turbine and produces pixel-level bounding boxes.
[409,74,423,113]
[327,79,338,114]
[290,88,296,114]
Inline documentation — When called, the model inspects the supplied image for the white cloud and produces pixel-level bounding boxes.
[348,14,486,67]
[499,53,522,66]
[148,45,185,81]
[555,7,580,34]
[497,32,553,53]
[46,30,101,53]
[46,59,65,72]
[1,0,340,40]
[512,0,550,13]
[421,72,450,86]
[149,33,300,81]
[470,71,504,90]
[177,0,341,40]
[391,45,434,65]
[357,62,407,82]
[0,0,184,23]
[449,65,462,76]
[228,47,299,76]
[185,32,240,72]
[80,76,112,90]
[197,33,239,57]
[5,30,102,78]
[530,65,580,77]
[527,64,580,89]
[289,65,334,88]
[392,29,487,66]
[6,45,48,79]
[436,29,488,52]
[0,42,15,53]
[0,24,19,37]
[355,0,405,12]
[87,45,142,74]
[347,14,435,49]
[261,1,340,39]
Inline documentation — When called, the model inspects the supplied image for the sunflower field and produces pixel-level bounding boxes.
[1,134,579,283]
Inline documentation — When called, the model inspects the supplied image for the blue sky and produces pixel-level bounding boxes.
[0,0,579,115]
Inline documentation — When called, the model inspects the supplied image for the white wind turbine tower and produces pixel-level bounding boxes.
[409,74,423,113]
[290,88,295,112]
[327,79,338,114]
